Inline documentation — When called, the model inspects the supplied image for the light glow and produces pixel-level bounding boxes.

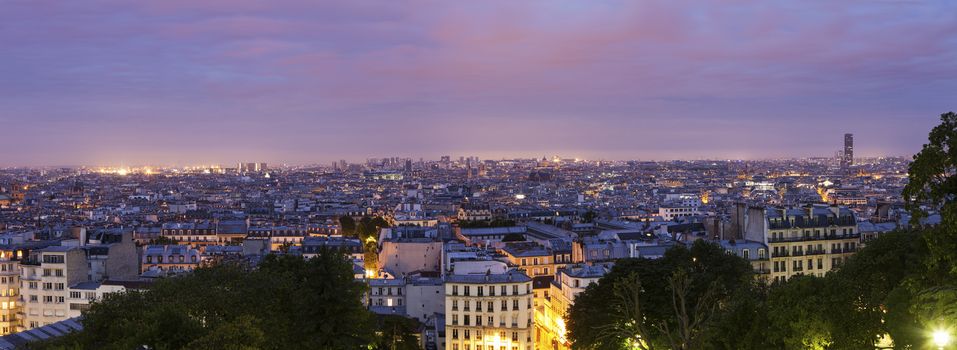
[933,329,951,348]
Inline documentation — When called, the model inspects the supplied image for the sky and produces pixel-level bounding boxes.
[2,0,956,166]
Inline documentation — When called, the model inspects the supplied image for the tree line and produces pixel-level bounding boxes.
[566,112,957,349]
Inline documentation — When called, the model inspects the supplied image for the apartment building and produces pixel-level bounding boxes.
[141,245,201,274]
[19,247,87,331]
[761,206,859,283]
[500,243,567,278]
[445,263,534,350]
[535,264,609,350]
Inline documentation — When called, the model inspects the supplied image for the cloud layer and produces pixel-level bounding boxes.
[2,0,955,165]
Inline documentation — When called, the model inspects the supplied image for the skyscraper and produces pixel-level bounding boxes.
[843,133,854,171]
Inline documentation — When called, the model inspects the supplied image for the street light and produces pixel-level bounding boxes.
[933,329,951,349]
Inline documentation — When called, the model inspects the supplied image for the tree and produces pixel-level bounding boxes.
[766,276,834,350]
[567,241,753,350]
[340,215,357,237]
[582,210,598,223]
[902,111,957,276]
[31,250,376,350]
[375,315,422,350]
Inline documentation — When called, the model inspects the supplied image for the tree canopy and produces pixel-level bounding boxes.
[30,251,377,350]
[567,240,756,350]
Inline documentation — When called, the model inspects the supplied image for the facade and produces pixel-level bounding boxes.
[535,264,609,350]
[141,245,201,274]
[368,278,406,315]
[0,240,55,335]
[161,222,218,247]
[657,205,701,221]
[19,247,88,331]
[458,204,492,222]
[445,269,534,350]
[65,281,129,317]
[501,243,567,278]
[0,256,18,335]
[378,238,443,277]
[715,240,770,280]
[762,206,859,283]
[843,133,854,170]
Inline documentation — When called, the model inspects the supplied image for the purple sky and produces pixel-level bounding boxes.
[2,0,956,166]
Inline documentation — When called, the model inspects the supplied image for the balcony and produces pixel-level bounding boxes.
[805,249,827,256]
[768,233,862,243]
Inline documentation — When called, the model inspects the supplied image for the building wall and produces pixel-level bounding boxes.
[534,271,601,350]
[0,257,19,335]
[378,241,443,277]
[406,282,444,322]
[768,225,859,283]
[445,281,534,350]
[20,249,88,331]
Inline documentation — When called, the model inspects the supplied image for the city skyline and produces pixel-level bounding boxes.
[3,0,955,166]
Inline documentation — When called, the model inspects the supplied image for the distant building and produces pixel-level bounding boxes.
[141,245,201,274]
[843,133,854,171]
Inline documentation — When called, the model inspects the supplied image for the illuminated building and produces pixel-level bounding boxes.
[500,242,569,278]
[843,133,854,172]
[19,247,87,331]
[0,239,56,335]
[535,264,609,350]
[445,261,534,350]
[740,205,860,283]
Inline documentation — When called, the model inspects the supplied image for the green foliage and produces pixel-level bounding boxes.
[766,276,834,350]
[567,240,754,350]
[340,215,357,237]
[31,251,376,350]
[375,315,422,350]
[903,111,957,276]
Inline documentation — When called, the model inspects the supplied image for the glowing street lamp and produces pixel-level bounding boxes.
[933,329,951,349]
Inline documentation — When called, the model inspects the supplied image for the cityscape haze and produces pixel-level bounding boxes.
[3,1,956,166]
[3,1,957,350]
